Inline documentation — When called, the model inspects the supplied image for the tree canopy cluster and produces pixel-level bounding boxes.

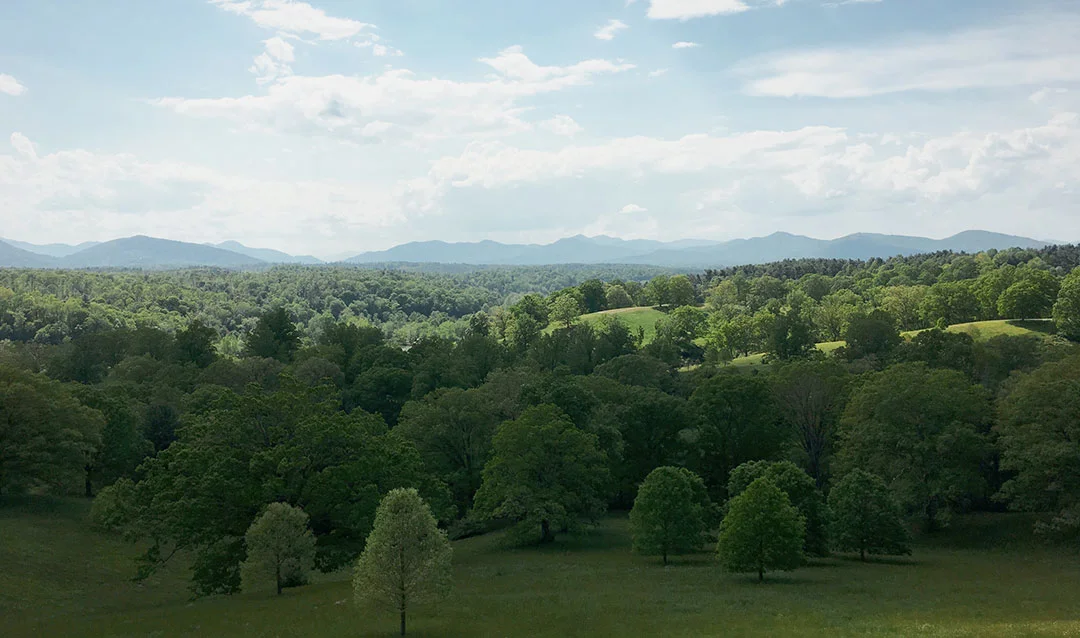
[1,244,1078,601]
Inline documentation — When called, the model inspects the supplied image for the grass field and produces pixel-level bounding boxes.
[547,306,669,344]
[729,320,1057,368]
[4,496,1080,637]
[901,319,1055,340]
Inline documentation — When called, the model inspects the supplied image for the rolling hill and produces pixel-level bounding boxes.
[0,238,101,258]
[58,236,266,268]
[212,241,323,265]
[0,241,58,268]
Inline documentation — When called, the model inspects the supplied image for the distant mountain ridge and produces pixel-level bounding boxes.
[346,231,1051,267]
[0,231,1056,270]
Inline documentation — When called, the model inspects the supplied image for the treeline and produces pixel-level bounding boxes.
[0,264,669,349]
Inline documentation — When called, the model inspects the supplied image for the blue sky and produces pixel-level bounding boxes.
[1,0,1079,258]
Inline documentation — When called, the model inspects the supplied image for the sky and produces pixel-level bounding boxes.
[1,0,1079,259]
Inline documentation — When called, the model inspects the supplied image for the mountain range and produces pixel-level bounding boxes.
[0,231,1056,270]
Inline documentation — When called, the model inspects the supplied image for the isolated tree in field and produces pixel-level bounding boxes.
[828,470,910,561]
[836,363,990,530]
[1053,267,1080,340]
[550,293,583,328]
[245,308,301,362]
[473,404,608,543]
[728,461,829,557]
[630,466,709,565]
[996,355,1080,537]
[717,478,805,582]
[354,488,452,637]
[241,503,317,595]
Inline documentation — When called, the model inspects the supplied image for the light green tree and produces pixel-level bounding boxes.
[1053,267,1080,340]
[354,488,452,636]
[241,502,317,595]
[549,293,583,328]
[717,478,805,582]
[828,470,910,561]
[629,466,709,565]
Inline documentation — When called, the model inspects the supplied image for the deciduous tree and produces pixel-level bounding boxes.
[630,467,709,565]
[828,470,909,560]
[717,478,805,582]
[354,488,452,636]
[241,502,317,595]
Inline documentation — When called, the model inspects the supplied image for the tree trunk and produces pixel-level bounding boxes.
[276,563,282,595]
[540,519,555,543]
[925,499,939,533]
[758,565,764,582]
[400,609,406,636]
[84,465,93,498]
[860,547,866,562]
[663,548,668,566]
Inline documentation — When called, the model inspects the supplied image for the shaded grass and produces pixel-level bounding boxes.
[4,498,1080,637]
[901,319,1055,340]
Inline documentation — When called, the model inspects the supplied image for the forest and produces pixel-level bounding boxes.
[3,243,1080,636]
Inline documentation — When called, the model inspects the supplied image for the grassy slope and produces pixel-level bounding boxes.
[546,307,669,344]
[731,320,1056,368]
[4,497,1080,637]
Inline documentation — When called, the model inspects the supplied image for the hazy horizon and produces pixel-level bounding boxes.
[3,0,1079,255]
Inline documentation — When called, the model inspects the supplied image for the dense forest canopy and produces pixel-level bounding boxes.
[3,242,1080,601]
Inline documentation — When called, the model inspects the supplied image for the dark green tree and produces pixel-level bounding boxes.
[996,355,1080,537]
[828,470,910,561]
[836,363,990,530]
[245,308,301,362]
[728,461,829,556]
[473,405,608,543]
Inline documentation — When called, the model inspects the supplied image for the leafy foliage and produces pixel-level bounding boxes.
[473,405,608,543]
[629,466,709,564]
[353,488,452,636]
[717,478,805,581]
[241,503,317,594]
[828,470,910,560]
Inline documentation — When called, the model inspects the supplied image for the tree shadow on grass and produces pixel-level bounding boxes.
[834,554,921,567]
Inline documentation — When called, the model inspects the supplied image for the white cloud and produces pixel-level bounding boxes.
[649,68,669,77]
[740,14,1080,98]
[649,0,753,20]
[209,0,370,40]
[647,0,878,20]
[620,204,648,213]
[0,74,26,97]
[400,112,1080,241]
[595,19,629,41]
[672,41,700,49]
[540,115,584,137]
[10,133,36,159]
[0,133,403,255]
[1031,87,1069,104]
[153,46,634,142]
[250,36,295,84]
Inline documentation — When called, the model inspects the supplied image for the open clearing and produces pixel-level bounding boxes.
[547,306,669,343]
[3,497,1079,637]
